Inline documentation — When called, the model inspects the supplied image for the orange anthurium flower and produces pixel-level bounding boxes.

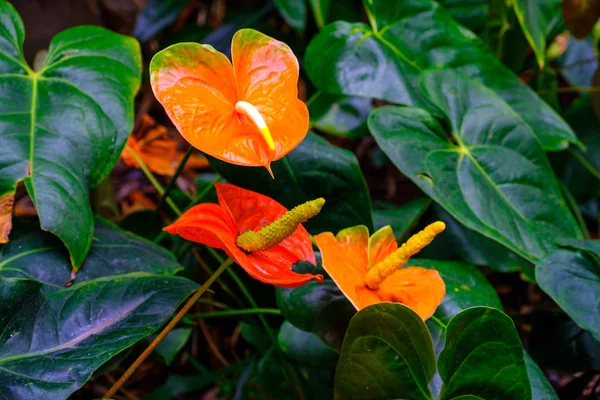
[314,223,446,320]
[164,183,324,288]
[150,29,309,176]
[121,114,209,176]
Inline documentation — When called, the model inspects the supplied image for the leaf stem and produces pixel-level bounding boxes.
[184,308,281,322]
[430,315,447,330]
[124,145,182,215]
[568,147,600,181]
[147,146,194,227]
[103,257,234,399]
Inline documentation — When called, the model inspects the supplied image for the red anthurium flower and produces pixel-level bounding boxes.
[314,223,446,320]
[150,29,309,176]
[164,183,324,288]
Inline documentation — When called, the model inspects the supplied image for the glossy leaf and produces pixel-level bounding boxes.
[561,0,600,39]
[276,279,355,351]
[278,321,338,367]
[309,92,370,139]
[438,307,532,400]
[372,198,431,241]
[436,0,489,34]
[305,0,577,150]
[274,0,307,31]
[512,0,562,68]
[536,239,600,341]
[133,0,189,42]
[335,303,436,400]
[369,69,580,263]
[406,258,502,323]
[212,132,373,233]
[0,1,141,266]
[0,219,197,399]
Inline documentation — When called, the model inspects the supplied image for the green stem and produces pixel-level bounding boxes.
[148,146,194,227]
[104,257,233,398]
[184,308,281,322]
[124,146,182,215]
[152,175,221,244]
[568,147,600,181]
[206,247,305,400]
[430,315,447,330]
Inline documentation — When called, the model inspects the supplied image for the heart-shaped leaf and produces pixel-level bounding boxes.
[278,321,338,367]
[536,239,600,341]
[407,258,502,323]
[212,132,373,233]
[309,92,371,139]
[438,307,532,400]
[369,69,580,263]
[305,0,577,150]
[0,1,141,267]
[0,218,197,399]
[335,303,436,400]
[372,197,431,241]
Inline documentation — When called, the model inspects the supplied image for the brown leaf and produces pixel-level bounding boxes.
[121,113,209,176]
[562,0,600,39]
[0,194,15,243]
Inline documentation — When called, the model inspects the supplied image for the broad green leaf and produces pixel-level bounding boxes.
[436,0,489,34]
[308,92,370,139]
[0,220,197,399]
[528,311,600,372]
[308,0,331,28]
[536,239,600,341]
[512,0,562,68]
[274,0,307,31]
[278,321,338,367]
[372,197,431,241]
[407,258,502,323]
[0,1,141,266]
[369,69,581,263]
[433,206,535,277]
[305,0,578,150]
[1,217,181,285]
[133,0,189,42]
[276,279,355,352]
[155,327,192,366]
[438,307,532,400]
[335,303,436,400]
[211,132,373,233]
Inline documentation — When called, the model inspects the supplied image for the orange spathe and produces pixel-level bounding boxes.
[150,29,308,174]
[164,183,322,288]
[314,224,446,320]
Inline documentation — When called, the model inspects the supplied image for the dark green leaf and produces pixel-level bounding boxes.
[133,0,189,42]
[369,69,580,263]
[308,0,331,28]
[155,327,192,366]
[335,303,436,400]
[512,0,562,68]
[0,218,197,398]
[0,0,141,266]
[438,307,531,400]
[305,0,577,150]
[524,353,559,400]
[241,322,272,354]
[274,0,307,31]
[278,321,338,367]
[436,0,489,34]
[276,280,355,352]
[1,217,182,285]
[528,311,600,372]
[536,240,600,341]
[309,92,370,139]
[212,132,373,233]
[407,258,502,323]
[372,198,431,241]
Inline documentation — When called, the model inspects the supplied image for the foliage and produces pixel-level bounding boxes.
[1,0,600,398]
